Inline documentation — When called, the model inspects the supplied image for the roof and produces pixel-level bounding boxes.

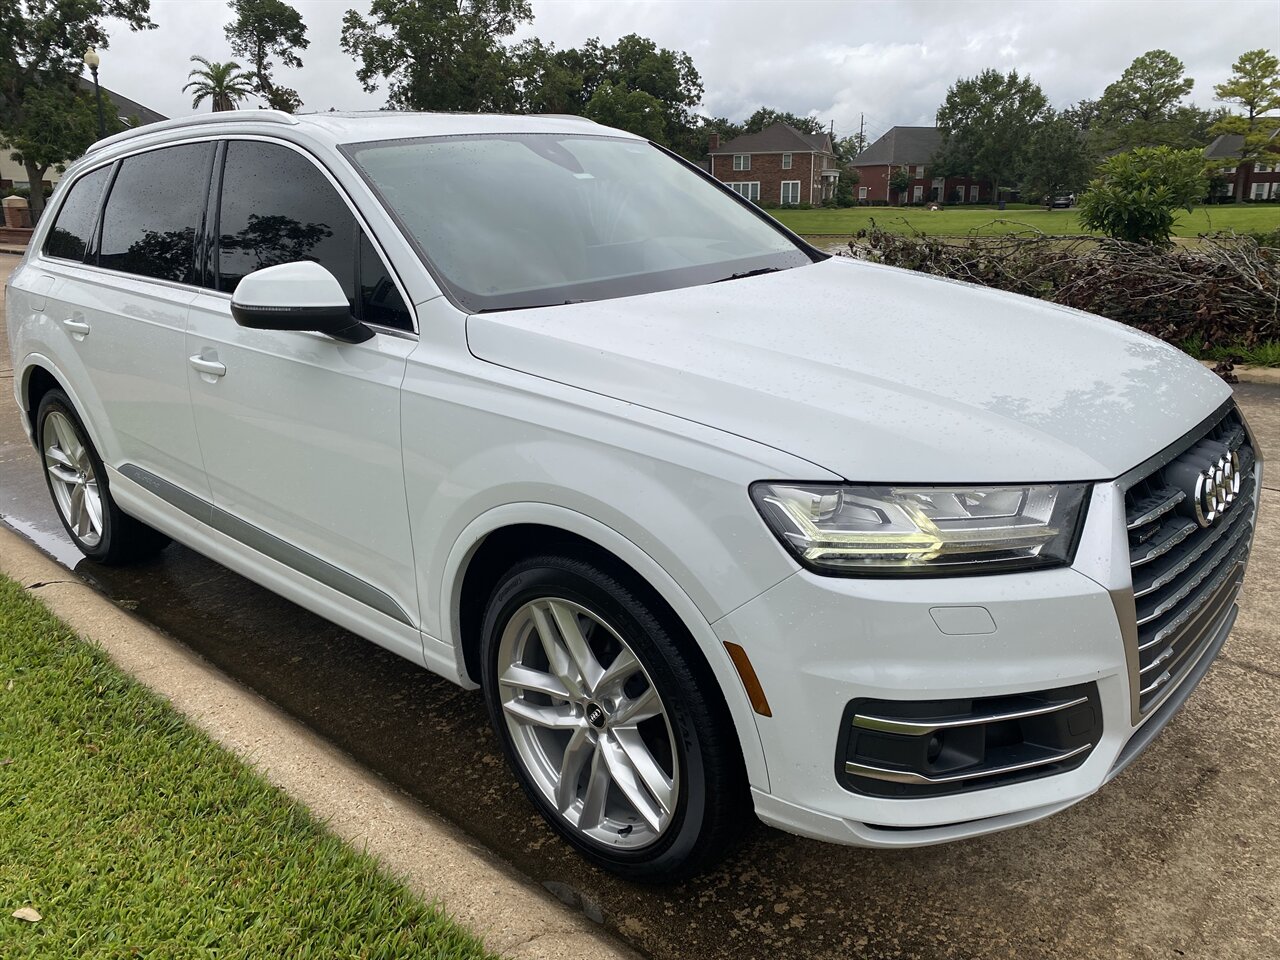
[84,109,623,160]
[852,126,942,166]
[711,122,833,156]
[1204,128,1279,160]
[77,77,168,127]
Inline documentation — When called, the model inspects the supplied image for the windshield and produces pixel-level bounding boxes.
[344,133,816,312]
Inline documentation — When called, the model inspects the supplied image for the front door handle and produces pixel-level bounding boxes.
[62,319,91,338]
[189,355,227,378]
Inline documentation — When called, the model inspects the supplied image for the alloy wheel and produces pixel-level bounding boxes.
[497,598,679,848]
[43,410,103,547]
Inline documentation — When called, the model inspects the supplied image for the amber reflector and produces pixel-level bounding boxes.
[723,641,773,717]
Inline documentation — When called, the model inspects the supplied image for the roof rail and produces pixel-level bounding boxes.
[538,114,599,124]
[85,109,301,155]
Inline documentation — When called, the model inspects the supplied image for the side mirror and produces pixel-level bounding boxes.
[230,261,373,344]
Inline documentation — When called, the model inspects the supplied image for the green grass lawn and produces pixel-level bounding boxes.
[771,203,1280,238]
[0,576,498,960]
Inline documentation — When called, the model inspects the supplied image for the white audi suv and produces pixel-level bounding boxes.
[4,110,1260,879]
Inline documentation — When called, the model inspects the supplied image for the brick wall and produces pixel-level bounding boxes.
[851,164,989,204]
[711,151,832,204]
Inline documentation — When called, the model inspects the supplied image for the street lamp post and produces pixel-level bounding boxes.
[83,48,105,140]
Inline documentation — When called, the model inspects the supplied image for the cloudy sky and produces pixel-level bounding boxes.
[98,0,1278,143]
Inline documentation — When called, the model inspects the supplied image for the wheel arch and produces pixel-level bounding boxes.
[18,356,109,459]
[443,503,771,791]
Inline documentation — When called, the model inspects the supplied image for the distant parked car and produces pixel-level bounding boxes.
[1050,194,1075,208]
[6,109,1262,881]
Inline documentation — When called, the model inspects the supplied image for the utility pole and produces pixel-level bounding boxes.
[859,113,866,152]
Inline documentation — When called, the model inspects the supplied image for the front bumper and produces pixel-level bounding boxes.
[715,472,1251,846]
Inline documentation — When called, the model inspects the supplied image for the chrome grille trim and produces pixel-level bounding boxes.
[846,742,1093,786]
[1121,403,1259,719]
[851,694,1090,736]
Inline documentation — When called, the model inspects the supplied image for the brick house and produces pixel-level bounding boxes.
[707,123,840,205]
[1203,128,1280,201]
[850,126,988,205]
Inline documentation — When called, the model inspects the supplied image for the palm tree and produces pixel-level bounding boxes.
[183,56,256,112]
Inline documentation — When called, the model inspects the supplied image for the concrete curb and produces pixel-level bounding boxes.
[1201,359,1280,386]
[0,524,639,960]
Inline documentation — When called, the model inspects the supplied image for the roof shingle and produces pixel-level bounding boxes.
[712,122,833,156]
[852,126,941,166]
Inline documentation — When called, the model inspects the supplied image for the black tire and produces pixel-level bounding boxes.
[480,552,749,881]
[35,389,170,565]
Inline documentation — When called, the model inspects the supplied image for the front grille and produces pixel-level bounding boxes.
[1124,406,1258,716]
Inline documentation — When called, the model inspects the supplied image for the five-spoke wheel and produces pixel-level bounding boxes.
[43,409,104,547]
[35,389,170,564]
[497,597,678,847]
[481,552,748,880]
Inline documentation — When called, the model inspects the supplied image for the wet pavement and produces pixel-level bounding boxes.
[3,252,1279,960]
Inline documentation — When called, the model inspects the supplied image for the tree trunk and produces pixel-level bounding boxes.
[24,158,48,224]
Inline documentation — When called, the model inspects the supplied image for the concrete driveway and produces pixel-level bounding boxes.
[2,252,1278,959]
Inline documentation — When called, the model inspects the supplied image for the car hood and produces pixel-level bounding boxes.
[466,257,1231,482]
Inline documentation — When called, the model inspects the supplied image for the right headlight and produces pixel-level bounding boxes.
[750,481,1090,576]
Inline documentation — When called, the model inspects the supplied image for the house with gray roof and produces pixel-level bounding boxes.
[1204,128,1280,201]
[707,122,839,206]
[850,125,989,205]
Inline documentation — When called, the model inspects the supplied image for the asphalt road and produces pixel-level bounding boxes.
[3,253,1279,960]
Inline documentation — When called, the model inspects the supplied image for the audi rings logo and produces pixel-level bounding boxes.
[1192,450,1241,527]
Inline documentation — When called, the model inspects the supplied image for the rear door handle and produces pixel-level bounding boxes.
[63,319,91,337]
[189,355,227,378]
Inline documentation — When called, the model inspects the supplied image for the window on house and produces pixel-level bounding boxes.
[954,186,965,203]
[780,181,801,205]
[1253,181,1271,200]
[1256,162,1273,174]
[858,186,868,201]
[782,153,792,169]
[733,154,750,171]
[727,181,760,202]
[969,185,979,202]
[914,165,925,178]
[912,185,923,202]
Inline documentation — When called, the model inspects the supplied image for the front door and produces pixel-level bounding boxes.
[186,139,421,646]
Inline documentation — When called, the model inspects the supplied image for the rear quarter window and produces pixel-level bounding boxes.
[43,166,112,262]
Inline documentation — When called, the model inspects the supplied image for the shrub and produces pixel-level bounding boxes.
[1076,146,1207,245]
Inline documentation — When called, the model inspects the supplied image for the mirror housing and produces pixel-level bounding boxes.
[230,261,373,344]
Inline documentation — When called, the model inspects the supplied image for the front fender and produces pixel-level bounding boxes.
[440,500,772,791]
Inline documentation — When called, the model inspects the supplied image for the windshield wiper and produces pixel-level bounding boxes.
[712,267,783,284]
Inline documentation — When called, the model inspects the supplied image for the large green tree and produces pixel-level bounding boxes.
[1094,49,1198,150]
[742,107,823,136]
[583,81,666,142]
[340,0,530,112]
[0,0,154,221]
[1020,113,1096,204]
[933,68,1050,203]
[1211,48,1280,167]
[224,0,309,113]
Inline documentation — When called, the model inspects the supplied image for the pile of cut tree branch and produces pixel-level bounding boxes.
[843,224,1280,350]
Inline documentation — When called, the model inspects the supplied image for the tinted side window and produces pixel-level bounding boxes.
[357,232,412,331]
[217,141,356,306]
[99,142,213,283]
[43,166,112,262]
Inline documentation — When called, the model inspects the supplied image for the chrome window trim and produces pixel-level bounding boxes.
[34,132,420,338]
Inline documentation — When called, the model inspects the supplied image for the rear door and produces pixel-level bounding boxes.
[185,138,421,638]
[37,142,215,500]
